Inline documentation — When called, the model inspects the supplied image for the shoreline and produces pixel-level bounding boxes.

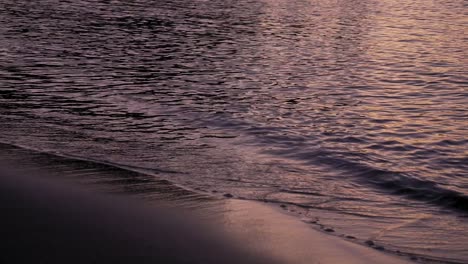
[0,166,412,264]
[221,199,413,264]
[0,142,414,263]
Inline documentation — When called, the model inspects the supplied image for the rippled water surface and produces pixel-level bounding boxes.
[1,0,467,262]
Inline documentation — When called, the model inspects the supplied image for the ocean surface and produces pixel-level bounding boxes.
[0,0,467,263]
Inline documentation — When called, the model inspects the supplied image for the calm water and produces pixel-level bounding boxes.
[1,0,467,262]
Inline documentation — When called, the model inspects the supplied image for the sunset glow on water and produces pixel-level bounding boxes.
[1,0,467,263]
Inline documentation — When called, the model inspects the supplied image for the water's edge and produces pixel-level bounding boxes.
[1,141,462,264]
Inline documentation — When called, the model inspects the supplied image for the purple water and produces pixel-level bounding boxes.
[1,0,467,262]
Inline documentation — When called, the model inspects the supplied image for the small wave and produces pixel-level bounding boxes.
[270,146,468,214]
[0,142,213,206]
[354,168,468,213]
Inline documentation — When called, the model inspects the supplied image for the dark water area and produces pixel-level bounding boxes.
[0,0,467,263]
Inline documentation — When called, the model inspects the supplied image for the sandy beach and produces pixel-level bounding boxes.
[0,143,411,264]
[222,199,412,264]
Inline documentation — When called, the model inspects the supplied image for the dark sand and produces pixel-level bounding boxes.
[0,143,411,264]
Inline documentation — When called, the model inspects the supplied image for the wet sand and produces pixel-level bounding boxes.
[0,176,412,264]
[0,143,412,263]
[222,199,412,264]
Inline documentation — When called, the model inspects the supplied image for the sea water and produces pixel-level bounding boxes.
[1,0,467,262]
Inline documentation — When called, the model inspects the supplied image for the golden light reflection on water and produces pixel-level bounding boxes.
[245,0,467,183]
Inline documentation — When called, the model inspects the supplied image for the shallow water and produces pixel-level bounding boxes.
[1,0,467,262]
